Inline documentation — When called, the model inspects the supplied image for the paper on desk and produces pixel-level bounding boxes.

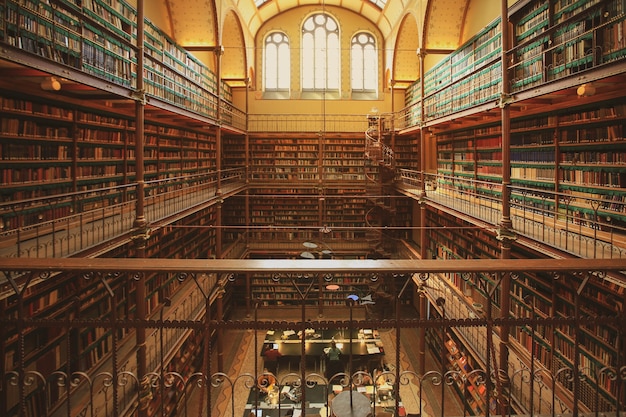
[292,409,302,417]
[267,330,275,335]
[366,343,380,354]
[283,330,296,337]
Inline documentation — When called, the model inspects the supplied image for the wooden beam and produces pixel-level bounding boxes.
[0,257,624,276]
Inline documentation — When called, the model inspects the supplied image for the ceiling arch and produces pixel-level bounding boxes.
[163,0,218,47]
[154,0,482,87]
[221,10,248,83]
[393,13,421,86]
[159,0,473,49]
[423,0,469,50]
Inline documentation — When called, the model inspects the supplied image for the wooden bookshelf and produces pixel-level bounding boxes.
[1,0,232,120]
[408,18,501,121]
[0,89,219,231]
[509,0,626,91]
[509,101,626,223]
[423,204,626,412]
[445,336,487,415]
[433,99,626,226]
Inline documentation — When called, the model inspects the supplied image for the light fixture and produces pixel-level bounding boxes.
[577,83,596,97]
[300,241,332,259]
[41,76,61,91]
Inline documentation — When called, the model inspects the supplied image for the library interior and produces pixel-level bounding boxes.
[0,0,625,416]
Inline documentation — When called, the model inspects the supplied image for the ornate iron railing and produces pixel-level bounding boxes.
[396,170,626,259]
[0,258,624,417]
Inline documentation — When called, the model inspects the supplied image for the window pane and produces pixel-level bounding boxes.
[265,32,290,91]
[351,32,377,92]
[302,13,340,91]
[277,43,290,89]
[266,44,277,89]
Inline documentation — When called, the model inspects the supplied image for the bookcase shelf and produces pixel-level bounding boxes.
[1,0,233,122]
[409,18,502,122]
[510,0,626,90]
[434,99,626,223]
[420,203,625,412]
[0,89,219,236]
[402,0,625,127]
[445,336,487,415]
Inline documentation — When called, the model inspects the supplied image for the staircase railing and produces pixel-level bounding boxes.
[365,116,394,167]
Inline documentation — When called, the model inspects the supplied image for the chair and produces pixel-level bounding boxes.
[264,358,278,375]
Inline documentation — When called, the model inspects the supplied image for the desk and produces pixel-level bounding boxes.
[338,385,407,417]
[262,329,384,371]
[244,384,327,417]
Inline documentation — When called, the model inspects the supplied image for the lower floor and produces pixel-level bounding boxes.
[203,306,465,417]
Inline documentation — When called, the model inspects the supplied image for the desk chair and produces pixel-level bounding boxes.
[264,359,278,375]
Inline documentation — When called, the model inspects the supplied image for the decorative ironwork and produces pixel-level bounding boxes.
[1,260,625,417]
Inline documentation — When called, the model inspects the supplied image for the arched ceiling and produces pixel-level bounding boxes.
[161,0,471,49]
[156,0,475,86]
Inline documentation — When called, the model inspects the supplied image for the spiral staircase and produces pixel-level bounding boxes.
[364,114,398,260]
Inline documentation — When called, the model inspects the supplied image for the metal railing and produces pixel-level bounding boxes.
[0,259,624,417]
[396,169,626,259]
[0,168,246,258]
[248,114,370,133]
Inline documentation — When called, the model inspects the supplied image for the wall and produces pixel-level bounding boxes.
[248,5,392,116]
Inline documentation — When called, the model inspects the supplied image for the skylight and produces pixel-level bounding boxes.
[255,0,386,8]
[368,0,386,8]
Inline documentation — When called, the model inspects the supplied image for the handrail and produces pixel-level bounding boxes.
[0,168,246,258]
[396,169,626,259]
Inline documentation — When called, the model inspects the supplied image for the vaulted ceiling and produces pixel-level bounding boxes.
[156,0,473,50]
[149,0,480,87]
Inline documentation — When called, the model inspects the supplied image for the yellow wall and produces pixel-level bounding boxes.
[462,0,503,43]
[247,5,392,116]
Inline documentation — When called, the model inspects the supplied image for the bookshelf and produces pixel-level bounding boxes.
[222,133,246,170]
[422,204,626,412]
[1,0,232,121]
[433,100,626,226]
[393,130,420,171]
[424,310,487,416]
[0,89,218,231]
[323,135,366,181]
[408,18,501,121]
[509,0,626,90]
[445,335,487,415]
[509,101,626,224]
[508,268,624,412]
[249,136,320,182]
[403,0,626,127]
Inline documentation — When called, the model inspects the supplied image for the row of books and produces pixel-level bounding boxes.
[3,0,233,119]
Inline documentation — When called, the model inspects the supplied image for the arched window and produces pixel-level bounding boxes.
[301,13,340,91]
[264,32,290,91]
[351,32,377,93]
